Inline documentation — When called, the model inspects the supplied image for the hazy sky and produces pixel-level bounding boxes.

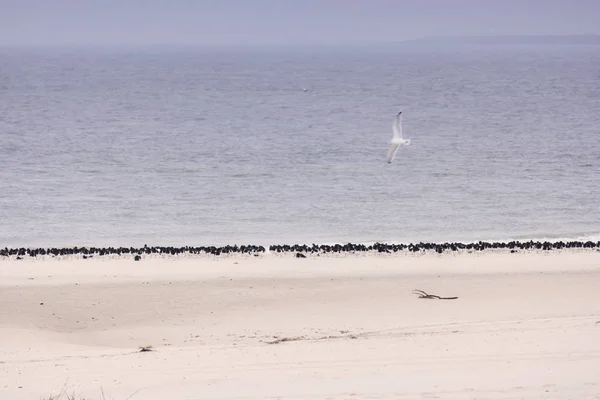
[2,0,599,46]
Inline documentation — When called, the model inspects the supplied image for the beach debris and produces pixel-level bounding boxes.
[295,252,306,258]
[317,333,360,341]
[138,345,153,352]
[412,289,458,300]
[265,331,361,345]
[134,255,141,261]
[266,336,305,344]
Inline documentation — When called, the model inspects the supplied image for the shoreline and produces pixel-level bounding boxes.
[2,239,600,260]
[2,250,599,288]
[1,247,599,265]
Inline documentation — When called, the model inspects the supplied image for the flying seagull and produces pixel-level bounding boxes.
[386,110,411,164]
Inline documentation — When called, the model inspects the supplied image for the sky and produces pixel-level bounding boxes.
[1,0,599,46]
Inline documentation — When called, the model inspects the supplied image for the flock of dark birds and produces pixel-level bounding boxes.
[1,240,599,259]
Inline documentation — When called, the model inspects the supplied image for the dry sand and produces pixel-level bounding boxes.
[1,250,599,399]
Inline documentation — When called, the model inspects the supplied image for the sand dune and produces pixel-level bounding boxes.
[1,251,599,399]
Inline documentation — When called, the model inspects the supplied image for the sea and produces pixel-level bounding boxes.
[1,43,599,249]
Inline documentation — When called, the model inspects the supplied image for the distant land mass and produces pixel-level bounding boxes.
[404,34,600,45]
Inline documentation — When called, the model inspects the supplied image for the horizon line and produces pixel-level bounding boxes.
[1,33,599,48]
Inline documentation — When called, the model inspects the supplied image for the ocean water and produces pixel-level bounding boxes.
[1,44,599,248]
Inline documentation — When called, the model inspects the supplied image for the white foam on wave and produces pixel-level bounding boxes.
[291,232,600,248]
[472,232,600,245]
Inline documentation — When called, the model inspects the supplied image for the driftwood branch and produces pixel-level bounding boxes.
[412,289,458,300]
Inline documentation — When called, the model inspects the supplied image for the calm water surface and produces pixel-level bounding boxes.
[1,45,599,247]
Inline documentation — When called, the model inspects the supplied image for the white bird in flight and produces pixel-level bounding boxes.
[386,110,411,164]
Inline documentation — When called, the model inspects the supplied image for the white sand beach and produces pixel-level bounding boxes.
[1,250,600,399]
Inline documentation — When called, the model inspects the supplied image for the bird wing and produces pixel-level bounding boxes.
[392,111,403,139]
[386,142,400,163]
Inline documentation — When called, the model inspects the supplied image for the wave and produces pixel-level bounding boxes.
[303,232,600,249]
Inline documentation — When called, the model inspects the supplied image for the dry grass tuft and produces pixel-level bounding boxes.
[44,381,139,400]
